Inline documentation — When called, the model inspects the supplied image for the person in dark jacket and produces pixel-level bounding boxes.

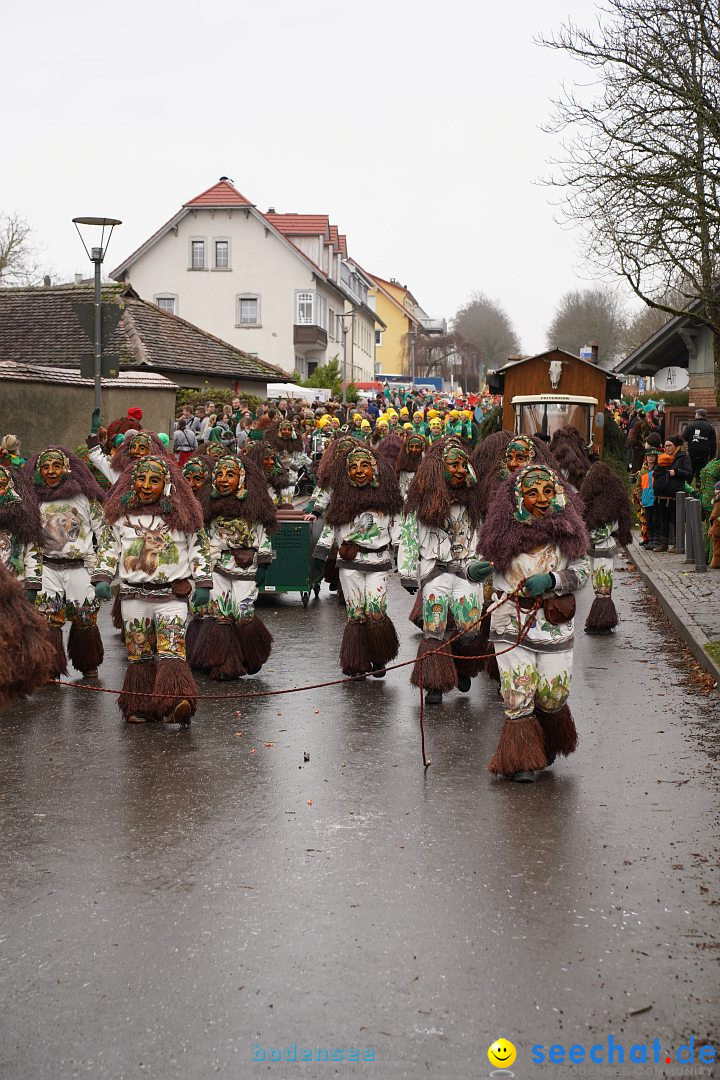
[652,435,693,550]
[682,409,717,482]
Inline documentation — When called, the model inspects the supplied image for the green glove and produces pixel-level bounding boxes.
[90,408,103,435]
[192,587,211,607]
[522,573,554,597]
[95,582,112,601]
[255,565,268,586]
[467,559,493,583]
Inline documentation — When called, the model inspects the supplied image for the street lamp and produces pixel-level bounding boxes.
[338,308,361,407]
[72,216,122,413]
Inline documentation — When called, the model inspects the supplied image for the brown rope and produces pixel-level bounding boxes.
[51,588,537,702]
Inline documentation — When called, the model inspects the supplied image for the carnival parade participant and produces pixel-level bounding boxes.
[400,438,484,704]
[579,461,633,634]
[0,464,43,592]
[92,456,211,724]
[88,425,168,485]
[396,433,427,499]
[474,433,560,523]
[191,454,277,680]
[0,562,56,711]
[411,411,428,437]
[182,455,213,660]
[314,445,403,677]
[548,425,593,489]
[471,464,590,782]
[244,440,292,506]
[263,418,313,493]
[24,448,106,679]
[427,416,443,444]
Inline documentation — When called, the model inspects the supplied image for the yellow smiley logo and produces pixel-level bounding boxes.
[488,1039,517,1068]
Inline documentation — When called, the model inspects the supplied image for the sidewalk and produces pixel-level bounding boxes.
[627,534,720,683]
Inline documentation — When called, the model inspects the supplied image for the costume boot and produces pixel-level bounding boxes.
[584,594,618,634]
[411,637,457,695]
[488,712,548,777]
[339,619,371,677]
[235,615,273,675]
[118,659,156,722]
[67,619,104,676]
[153,657,198,723]
[535,703,578,760]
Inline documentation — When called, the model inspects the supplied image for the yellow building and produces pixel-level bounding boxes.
[366,274,423,375]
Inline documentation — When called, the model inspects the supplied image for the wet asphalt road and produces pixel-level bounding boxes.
[1,559,718,1080]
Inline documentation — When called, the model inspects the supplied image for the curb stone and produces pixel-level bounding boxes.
[625,540,720,685]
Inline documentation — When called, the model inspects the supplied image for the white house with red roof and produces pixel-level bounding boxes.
[111,178,383,383]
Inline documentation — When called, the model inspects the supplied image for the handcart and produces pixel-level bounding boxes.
[258,508,323,608]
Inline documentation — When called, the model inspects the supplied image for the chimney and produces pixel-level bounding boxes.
[267,207,276,214]
[590,339,599,364]
[74,273,84,285]
[43,275,51,287]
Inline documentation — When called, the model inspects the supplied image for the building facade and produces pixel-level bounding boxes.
[111,179,382,383]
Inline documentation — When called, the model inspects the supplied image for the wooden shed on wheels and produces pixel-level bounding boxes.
[488,348,616,456]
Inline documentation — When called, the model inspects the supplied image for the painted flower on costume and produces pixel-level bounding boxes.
[513,465,566,524]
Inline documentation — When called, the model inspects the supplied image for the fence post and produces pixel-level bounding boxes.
[675,491,686,554]
[689,498,707,573]
[685,497,695,564]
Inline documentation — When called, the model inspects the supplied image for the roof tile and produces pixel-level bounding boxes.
[0,283,285,383]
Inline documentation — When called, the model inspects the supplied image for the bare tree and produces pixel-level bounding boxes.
[541,0,720,401]
[451,292,521,376]
[622,285,689,352]
[407,331,485,390]
[0,212,43,286]
[546,285,627,365]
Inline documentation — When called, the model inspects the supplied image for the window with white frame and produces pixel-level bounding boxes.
[236,294,261,326]
[328,308,335,339]
[214,239,230,269]
[375,329,383,347]
[296,291,314,324]
[190,239,205,269]
[154,295,177,315]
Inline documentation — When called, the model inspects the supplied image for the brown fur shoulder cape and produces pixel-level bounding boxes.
[404,437,483,530]
[243,442,290,494]
[203,456,278,531]
[549,426,593,489]
[24,448,106,504]
[373,433,404,470]
[324,448,403,527]
[579,461,633,545]
[0,466,43,543]
[104,461,203,532]
[478,470,590,574]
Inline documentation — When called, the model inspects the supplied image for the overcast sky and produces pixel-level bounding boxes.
[4,0,628,354]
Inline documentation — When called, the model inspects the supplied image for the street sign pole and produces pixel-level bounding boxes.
[92,249,102,413]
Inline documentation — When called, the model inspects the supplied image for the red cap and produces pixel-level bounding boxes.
[127,407,143,421]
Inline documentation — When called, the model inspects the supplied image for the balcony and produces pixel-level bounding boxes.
[293,324,327,350]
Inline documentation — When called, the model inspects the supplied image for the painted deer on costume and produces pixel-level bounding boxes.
[123,525,168,575]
